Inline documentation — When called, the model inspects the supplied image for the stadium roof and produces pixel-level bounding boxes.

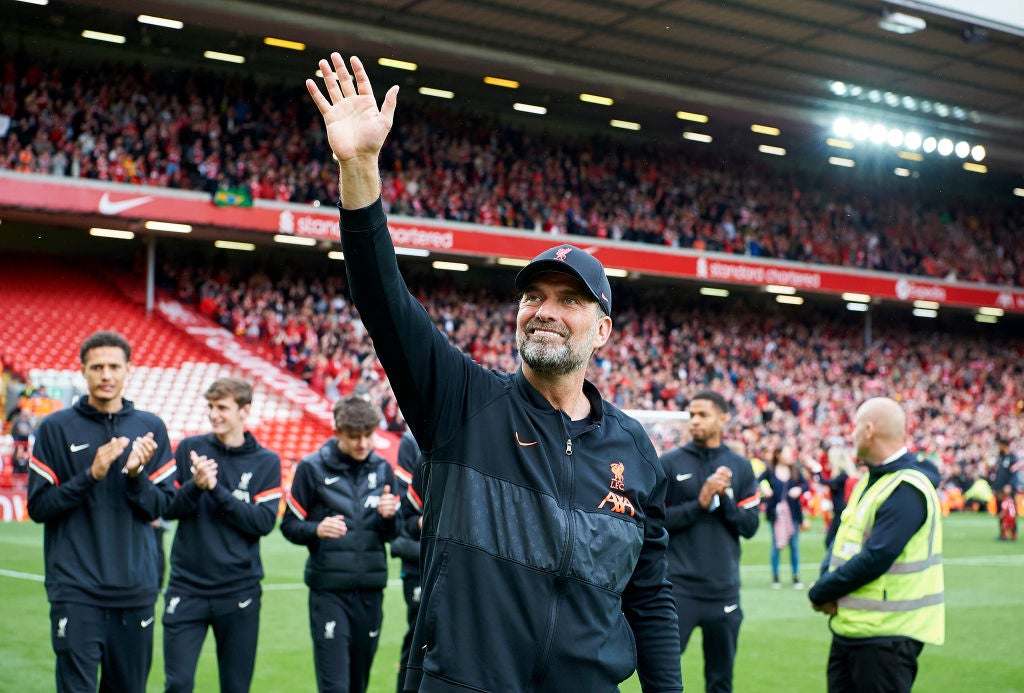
[9,0,1024,175]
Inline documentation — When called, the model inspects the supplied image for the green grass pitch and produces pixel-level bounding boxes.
[2,513,1021,692]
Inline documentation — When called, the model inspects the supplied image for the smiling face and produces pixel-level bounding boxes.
[207,395,249,445]
[81,345,130,412]
[515,272,611,377]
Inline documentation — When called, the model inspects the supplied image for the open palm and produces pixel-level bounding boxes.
[306,53,398,163]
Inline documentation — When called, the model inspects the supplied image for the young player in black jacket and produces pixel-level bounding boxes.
[28,330,175,692]
[306,55,681,692]
[661,390,760,693]
[281,394,398,693]
[161,377,282,693]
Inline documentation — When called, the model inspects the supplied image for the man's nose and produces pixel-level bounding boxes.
[534,299,555,319]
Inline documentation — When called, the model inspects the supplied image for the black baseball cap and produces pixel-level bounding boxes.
[514,244,612,316]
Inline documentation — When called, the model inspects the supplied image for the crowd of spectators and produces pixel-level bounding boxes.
[2,49,1023,287]
[3,43,1022,508]
[163,254,1024,503]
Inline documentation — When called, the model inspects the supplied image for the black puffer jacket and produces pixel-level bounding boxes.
[281,439,397,591]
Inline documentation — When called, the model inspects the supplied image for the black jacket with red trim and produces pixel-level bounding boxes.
[391,430,423,577]
[27,397,175,607]
[340,199,681,693]
[163,432,281,596]
[661,441,760,602]
[280,439,397,592]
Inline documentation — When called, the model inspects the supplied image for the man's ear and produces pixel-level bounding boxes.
[593,314,613,349]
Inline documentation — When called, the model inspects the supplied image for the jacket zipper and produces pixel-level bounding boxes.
[532,425,578,687]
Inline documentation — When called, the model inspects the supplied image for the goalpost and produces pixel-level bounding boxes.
[624,409,691,457]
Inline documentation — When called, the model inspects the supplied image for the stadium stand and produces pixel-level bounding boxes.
[1,45,1021,514]
[0,252,334,467]
[2,53,1022,286]
[163,256,1024,490]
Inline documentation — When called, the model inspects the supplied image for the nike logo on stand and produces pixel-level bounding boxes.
[724,604,739,614]
[325,476,340,485]
[70,443,90,453]
[238,599,253,609]
[676,473,693,482]
[98,192,154,215]
[141,617,154,628]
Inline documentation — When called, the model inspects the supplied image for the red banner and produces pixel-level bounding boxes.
[2,171,1022,313]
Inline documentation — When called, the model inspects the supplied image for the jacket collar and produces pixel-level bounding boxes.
[868,448,941,487]
[202,431,259,455]
[73,397,136,419]
[682,440,724,457]
[319,438,379,472]
[513,368,604,424]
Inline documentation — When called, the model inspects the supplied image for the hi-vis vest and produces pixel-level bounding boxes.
[828,467,945,645]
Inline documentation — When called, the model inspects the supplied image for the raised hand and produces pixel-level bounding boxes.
[306,54,399,165]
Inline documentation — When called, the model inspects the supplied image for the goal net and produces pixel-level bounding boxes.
[623,409,691,458]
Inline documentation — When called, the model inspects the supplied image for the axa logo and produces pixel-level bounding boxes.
[609,462,625,491]
[554,247,572,261]
[599,491,635,516]
[599,462,634,515]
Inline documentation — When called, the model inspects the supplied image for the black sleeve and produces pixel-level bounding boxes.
[719,456,760,539]
[391,434,423,561]
[280,461,322,547]
[376,462,399,542]
[163,444,202,520]
[339,200,503,451]
[27,417,99,522]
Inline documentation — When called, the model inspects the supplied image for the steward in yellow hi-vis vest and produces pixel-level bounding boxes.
[808,397,944,693]
[829,467,944,644]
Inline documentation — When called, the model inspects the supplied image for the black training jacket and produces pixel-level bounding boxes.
[339,199,681,693]
[163,432,282,596]
[281,439,397,592]
[661,441,760,602]
[27,398,175,607]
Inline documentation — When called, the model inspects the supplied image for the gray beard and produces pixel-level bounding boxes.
[517,321,597,376]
